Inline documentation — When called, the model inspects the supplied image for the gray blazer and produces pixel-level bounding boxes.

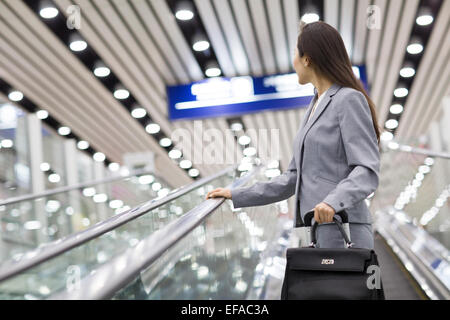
[231,83,380,225]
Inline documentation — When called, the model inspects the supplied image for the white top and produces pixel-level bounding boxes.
[307,89,328,123]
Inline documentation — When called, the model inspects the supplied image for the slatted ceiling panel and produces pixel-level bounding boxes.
[0,55,115,163]
[352,0,370,65]
[339,0,356,59]
[92,0,166,97]
[283,0,300,66]
[397,2,450,140]
[324,0,339,30]
[370,0,403,108]
[405,29,450,140]
[418,58,450,136]
[1,0,447,187]
[266,0,291,74]
[377,0,419,124]
[212,0,250,76]
[151,0,203,81]
[205,118,242,170]
[241,114,259,135]
[430,88,450,127]
[173,119,221,176]
[194,0,236,76]
[248,0,278,74]
[273,111,292,170]
[286,108,299,146]
[229,0,264,76]
[131,0,191,83]
[364,0,387,84]
[1,0,193,186]
[0,50,126,161]
[149,0,234,172]
[110,0,176,85]
[62,0,215,178]
[0,2,144,155]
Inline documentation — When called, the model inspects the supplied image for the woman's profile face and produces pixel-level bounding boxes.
[293,46,311,85]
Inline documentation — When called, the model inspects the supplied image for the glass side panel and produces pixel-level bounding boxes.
[371,149,450,249]
[0,171,235,299]
[0,102,30,199]
[0,173,171,264]
[112,169,291,300]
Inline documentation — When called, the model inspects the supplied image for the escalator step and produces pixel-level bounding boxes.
[374,234,427,300]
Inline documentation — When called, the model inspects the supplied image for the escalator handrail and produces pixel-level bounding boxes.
[0,168,169,207]
[384,141,450,159]
[0,166,237,283]
[50,167,259,299]
[375,208,450,300]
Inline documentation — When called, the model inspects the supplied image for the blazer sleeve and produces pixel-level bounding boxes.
[231,156,297,208]
[322,90,380,213]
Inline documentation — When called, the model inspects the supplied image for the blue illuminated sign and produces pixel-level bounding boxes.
[167,65,368,121]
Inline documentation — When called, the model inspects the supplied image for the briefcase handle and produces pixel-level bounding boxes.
[303,210,349,226]
[303,210,353,248]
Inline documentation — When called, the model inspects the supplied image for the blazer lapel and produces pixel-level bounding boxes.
[295,83,342,169]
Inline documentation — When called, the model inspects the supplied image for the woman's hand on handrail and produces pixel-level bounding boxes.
[206,188,232,200]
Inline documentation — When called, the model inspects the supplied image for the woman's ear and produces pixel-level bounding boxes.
[303,55,310,67]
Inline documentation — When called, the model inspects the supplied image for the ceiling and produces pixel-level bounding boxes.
[0,0,448,187]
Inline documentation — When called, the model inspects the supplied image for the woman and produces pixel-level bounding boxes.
[206,21,380,250]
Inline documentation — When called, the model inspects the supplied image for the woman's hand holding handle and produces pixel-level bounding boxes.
[206,188,232,200]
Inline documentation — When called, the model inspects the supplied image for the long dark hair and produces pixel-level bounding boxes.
[297,21,380,143]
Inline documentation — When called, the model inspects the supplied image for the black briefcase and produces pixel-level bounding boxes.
[281,210,385,300]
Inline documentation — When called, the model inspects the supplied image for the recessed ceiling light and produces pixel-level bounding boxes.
[145,123,160,134]
[205,61,221,77]
[394,86,409,98]
[93,152,106,162]
[168,149,182,159]
[205,67,221,77]
[8,90,23,102]
[77,140,89,150]
[407,37,423,54]
[176,10,194,20]
[159,137,172,147]
[36,110,49,119]
[113,86,130,100]
[69,34,87,52]
[390,104,404,114]
[301,13,320,23]
[48,173,61,183]
[1,139,13,148]
[385,119,399,130]
[82,187,96,197]
[380,131,394,141]
[238,135,251,146]
[416,15,433,26]
[416,7,433,26]
[58,126,71,136]
[193,40,210,52]
[180,159,192,169]
[108,162,120,172]
[400,67,415,78]
[109,199,123,209]
[39,6,58,19]
[188,168,199,177]
[93,193,108,203]
[138,175,154,185]
[40,162,51,172]
[152,182,162,192]
[93,61,110,77]
[192,34,210,52]
[231,122,243,131]
[243,147,257,157]
[131,107,147,119]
